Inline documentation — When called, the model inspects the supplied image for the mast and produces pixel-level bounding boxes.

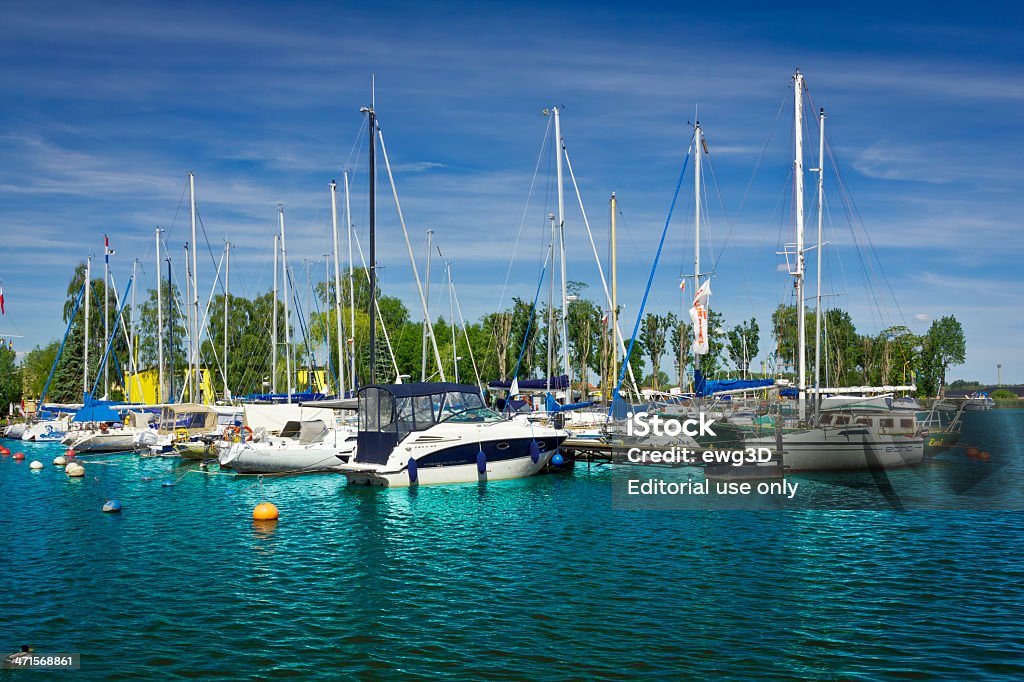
[223,240,231,400]
[360,103,378,385]
[330,181,346,397]
[183,243,191,400]
[610,192,617,400]
[344,171,356,393]
[279,205,292,403]
[813,106,826,421]
[272,232,278,394]
[103,234,110,399]
[793,70,807,422]
[421,230,433,381]
[188,172,199,403]
[693,122,702,380]
[156,229,164,403]
[554,107,570,397]
[166,257,175,401]
[447,258,458,382]
[83,256,90,400]
[547,212,555,392]
[130,257,138,397]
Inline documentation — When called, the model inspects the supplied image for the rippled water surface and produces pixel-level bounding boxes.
[2,411,1023,680]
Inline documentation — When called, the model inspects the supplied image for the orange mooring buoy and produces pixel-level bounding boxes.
[252,502,279,521]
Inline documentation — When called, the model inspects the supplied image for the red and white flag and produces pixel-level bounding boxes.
[0,284,4,315]
[679,279,686,293]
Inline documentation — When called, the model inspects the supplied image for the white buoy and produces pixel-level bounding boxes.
[29,460,43,470]
[66,463,85,478]
[53,456,67,466]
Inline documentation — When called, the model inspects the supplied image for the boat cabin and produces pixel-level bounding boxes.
[356,383,496,464]
[818,412,918,435]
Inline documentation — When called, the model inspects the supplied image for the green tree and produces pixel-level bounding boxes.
[726,317,760,377]
[0,344,21,410]
[20,341,59,399]
[669,314,689,387]
[639,313,671,390]
[922,315,966,391]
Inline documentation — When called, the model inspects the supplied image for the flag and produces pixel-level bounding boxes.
[601,312,609,326]
[0,284,4,315]
[689,280,712,356]
[510,376,519,396]
[679,279,686,293]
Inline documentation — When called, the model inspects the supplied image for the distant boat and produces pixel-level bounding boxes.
[340,382,567,487]
[962,392,994,411]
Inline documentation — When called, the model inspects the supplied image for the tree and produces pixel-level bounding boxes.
[623,338,646,389]
[771,303,814,378]
[20,341,60,399]
[639,313,671,390]
[726,318,759,377]
[0,344,21,410]
[693,310,727,377]
[822,309,859,387]
[669,315,689,388]
[923,315,966,391]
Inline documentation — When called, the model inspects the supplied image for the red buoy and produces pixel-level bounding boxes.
[65,449,76,458]
[13,452,25,461]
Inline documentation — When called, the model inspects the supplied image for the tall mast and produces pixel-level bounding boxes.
[421,230,433,381]
[223,240,231,400]
[83,256,90,400]
[131,257,138,397]
[279,205,292,402]
[610,192,618,399]
[188,171,200,403]
[547,212,555,392]
[344,171,356,393]
[693,122,703,380]
[814,106,826,422]
[182,243,191,400]
[554,107,570,396]
[447,259,458,383]
[330,180,346,397]
[793,69,807,422]
[155,229,164,403]
[272,232,278,394]
[103,234,110,399]
[360,103,378,385]
[166,257,175,401]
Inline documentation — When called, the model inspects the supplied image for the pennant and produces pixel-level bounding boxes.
[601,312,609,326]
[0,284,4,315]
[689,280,712,356]
[510,376,519,396]
[679,279,686,293]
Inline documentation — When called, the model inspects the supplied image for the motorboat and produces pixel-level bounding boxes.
[340,382,568,487]
[219,420,356,474]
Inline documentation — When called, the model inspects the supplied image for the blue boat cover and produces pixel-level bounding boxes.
[72,403,122,423]
[487,375,569,390]
[694,370,775,397]
[544,393,595,413]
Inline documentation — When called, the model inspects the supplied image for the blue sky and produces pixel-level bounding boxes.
[1,0,1022,383]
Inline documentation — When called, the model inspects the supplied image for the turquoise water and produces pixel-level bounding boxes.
[2,411,1023,680]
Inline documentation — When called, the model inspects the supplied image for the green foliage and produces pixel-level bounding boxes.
[20,341,59,399]
[639,313,672,390]
[0,345,21,409]
[726,317,759,377]
[991,389,1018,403]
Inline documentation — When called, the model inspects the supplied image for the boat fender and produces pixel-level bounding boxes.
[530,439,540,464]
[102,500,122,513]
[551,452,565,467]
[476,450,487,475]
[53,456,67,466]
[407,457,418,484]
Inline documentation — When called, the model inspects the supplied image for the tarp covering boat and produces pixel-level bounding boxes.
[243,404,338,435]
[694,371,775,397]
[487,375,569,391]
[544,393,595,413]
[72,403,122,423]
[278,420,329,444]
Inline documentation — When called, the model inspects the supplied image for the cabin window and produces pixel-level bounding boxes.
[412,395,436,430]
[855,417,871,426]
[834,416,850,425]
[360,390,380,431]
[379,393,397,433]
[900,419,914,429]
[880,418,894,428]
[820,415,832,425]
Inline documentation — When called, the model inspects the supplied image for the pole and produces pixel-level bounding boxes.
[793,70,807,422]
[344,171,357,393]
[694,123,702,381]
[224,240,231,400]
[554,107,570,398]
[83,256,91,400]
[156,229,164,403]
[272,233,278,395]
[610,192,617,398]
[167,257,175,402]
[547,212,555,392]
[421,230,433,381]
[813,106,826,422]
[447,260,458,383]
[189,171,199,403]
[362,104,378,385]
[279,205,292,402]
[130,257,138,399]
[330,180,346,397]
[183,244,191,400]
[103,234,110,399]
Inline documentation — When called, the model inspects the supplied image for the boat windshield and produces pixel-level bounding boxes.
[440,406,506,424]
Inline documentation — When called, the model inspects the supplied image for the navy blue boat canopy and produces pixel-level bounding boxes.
[694,370,775,397]
[487,375,568,390]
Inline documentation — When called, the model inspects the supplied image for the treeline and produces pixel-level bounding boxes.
[17,264,967,402]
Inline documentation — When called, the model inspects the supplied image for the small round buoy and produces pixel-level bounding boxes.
[53,456,67,466]
[161,480,175,487]
[253,502,279,520]
[551,452,565,466]
[65,449,76,458]
[102,500,122,513]
[66,464,85,478]
[29,460,43,470]
[13,452,25,461]
[0,446,9,455]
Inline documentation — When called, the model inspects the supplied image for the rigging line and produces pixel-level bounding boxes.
[495,114,553,317]
[163,180,188,242]
[350,219,401,380]
[704,147,757,318]
[734,89,789,221]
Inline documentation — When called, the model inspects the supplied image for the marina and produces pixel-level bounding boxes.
[2,2,1023,679]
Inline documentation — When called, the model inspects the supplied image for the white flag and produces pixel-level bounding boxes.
[689,280,711,356]
[509,377,519,396]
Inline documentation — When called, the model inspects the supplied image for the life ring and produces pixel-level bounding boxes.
[174,427,190,442]
[224,425,253,443]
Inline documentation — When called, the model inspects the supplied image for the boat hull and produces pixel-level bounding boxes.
[748,427,924,472]
[220,445,351,474]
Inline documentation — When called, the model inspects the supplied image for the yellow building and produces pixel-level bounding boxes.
[124,368,216,405]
